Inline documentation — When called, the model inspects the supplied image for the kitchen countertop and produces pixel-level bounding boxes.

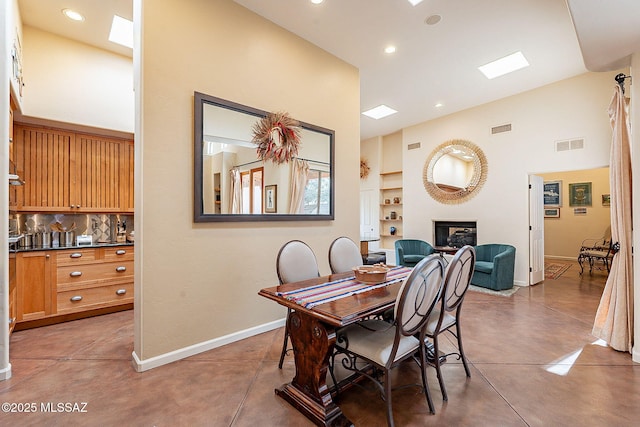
[10,241,134,253]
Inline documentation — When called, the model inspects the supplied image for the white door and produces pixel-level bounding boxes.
[529,175,544,284]
[360,189,376,240]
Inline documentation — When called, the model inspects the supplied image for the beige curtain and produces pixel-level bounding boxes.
[229,168,242,214]
[288,159,309,214]
[592,84,634,352]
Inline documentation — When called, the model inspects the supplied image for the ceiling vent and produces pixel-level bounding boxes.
[491,123,512,134]
[555,138,584,152]
[407,142,421,150]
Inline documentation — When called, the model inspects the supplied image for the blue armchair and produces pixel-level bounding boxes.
[471,244,516,290]
[395,239,436,267]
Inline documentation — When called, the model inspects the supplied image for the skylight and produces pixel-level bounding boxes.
[109,15,133,49]
[478,51,529,79]
[362,105,398,120]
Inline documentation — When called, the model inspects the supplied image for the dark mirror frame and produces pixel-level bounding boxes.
[193,92,335,222]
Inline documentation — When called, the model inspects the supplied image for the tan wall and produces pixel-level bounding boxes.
[540,168,611,259]
[136,0,360,360]
[401,71,621,285]
[21,26,134,132]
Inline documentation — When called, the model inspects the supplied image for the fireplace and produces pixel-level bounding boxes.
[433,220,477,248]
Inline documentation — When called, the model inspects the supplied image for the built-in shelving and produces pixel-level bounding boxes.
[380,171,403,249]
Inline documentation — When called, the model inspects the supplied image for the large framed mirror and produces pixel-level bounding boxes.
[423,139,488,204]
[194,92,335,222]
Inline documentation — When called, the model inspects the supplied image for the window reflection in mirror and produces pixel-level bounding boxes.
[422,139,488,204]
[432,146,475,192]
[194,92,335,222]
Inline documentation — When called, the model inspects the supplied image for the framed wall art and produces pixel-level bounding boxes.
[265,185,277,213]
[544,208,560,218]
[568,182,592,206]
[602,194,611,206]
[574,207,587,215]
[543,180,562,207]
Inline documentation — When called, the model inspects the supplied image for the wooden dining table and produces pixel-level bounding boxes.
[258,269,409,426]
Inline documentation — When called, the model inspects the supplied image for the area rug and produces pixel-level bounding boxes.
[545,262,571,279]
[468,284,521,297]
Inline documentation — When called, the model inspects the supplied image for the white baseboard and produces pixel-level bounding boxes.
[131,318,285,372]
[0,363,12,380]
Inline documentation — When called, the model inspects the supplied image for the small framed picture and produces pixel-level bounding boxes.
[602,194,611,206]
[265,185,277,213]
[544,208,560,218]
[569,182,592,206]
[543,180,562,207]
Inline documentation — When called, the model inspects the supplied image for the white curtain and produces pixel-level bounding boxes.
[229,168,242,214]
[288,159,309,214]
[592,84,634,352]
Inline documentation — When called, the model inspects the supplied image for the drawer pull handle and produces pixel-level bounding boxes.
[70,253,83,258]
[70,271,83,277]
[70,296,83,302]
[116,266,127,272]
[116,250,126,255]
[116,289,127,295]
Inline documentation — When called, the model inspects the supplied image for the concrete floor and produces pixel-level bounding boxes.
[2,260,638,426]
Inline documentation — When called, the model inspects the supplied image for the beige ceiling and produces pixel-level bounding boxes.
[17,0,640,140]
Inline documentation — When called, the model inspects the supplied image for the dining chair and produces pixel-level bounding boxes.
[425,245,475,401]
[276,240,320,369]
[328,236,363,274]
[329,254,445,426]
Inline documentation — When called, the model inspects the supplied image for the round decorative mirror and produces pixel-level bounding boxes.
[423,139,488,204]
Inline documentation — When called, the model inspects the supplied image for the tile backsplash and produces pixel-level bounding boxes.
[10,213,134,243]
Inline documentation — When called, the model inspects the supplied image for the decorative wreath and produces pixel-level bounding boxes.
[360,158,371,179]
[252,111,301,164]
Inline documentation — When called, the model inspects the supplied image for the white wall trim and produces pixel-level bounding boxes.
[131,318,285,372]
[0,363,12,381]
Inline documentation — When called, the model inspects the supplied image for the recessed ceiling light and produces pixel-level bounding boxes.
[478,51,529,79]
[62,8,84,21]
[362,105,398,120]
[425,15,442,25]
[109,15,133,49]
[384,45,396,54]
[311,0,324,4]
[434,103,443,108]
[408,0,424,5]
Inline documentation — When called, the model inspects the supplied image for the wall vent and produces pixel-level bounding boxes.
[491,123,512,134]
[555,138,584,152]
[407,142,421,150]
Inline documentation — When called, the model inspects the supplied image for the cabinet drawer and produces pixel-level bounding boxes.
[57,283,133,313]
[57,260,134,287]
[56,249,98,266]
[104,246,134,261]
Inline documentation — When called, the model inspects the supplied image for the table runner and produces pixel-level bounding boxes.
[277,266,413,309]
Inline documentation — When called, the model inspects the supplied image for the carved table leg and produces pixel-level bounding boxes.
[275,310,353,427]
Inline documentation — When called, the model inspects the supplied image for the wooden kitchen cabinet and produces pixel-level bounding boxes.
[55,246,134,315]
[74,133,134,212]
[9,254,17,334]
[14,245,134,329]
[8,96,17,210]
[12,124,134,213]
[16,251,55,322]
